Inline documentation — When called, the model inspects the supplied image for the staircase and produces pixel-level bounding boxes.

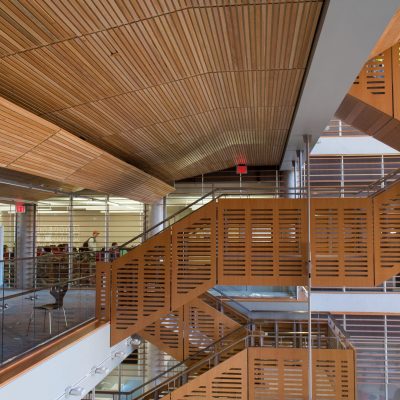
[97,181,400,345]
[96,318,356,400]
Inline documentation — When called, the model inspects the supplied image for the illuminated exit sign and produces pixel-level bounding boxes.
[16,203,25,213]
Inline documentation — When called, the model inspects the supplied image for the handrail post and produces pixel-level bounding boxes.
[304,134,313,400]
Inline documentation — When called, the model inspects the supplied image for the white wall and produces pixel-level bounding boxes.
[0,324,135,400]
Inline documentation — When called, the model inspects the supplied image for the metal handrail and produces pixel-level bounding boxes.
[356,166,400,196]
[119,190,215,249]
[97,318,351,399]
[0,249,109,264]
[207,287,252,318]
[118,179,399,253]
[0,273,95,301]
[101,323,251,397]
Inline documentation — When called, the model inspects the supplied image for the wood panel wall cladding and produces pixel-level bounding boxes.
[160,348,355,399]
[0,1,323,181]
[100,185,400,343]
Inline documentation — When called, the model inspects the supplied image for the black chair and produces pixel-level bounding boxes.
[27,285,68,335]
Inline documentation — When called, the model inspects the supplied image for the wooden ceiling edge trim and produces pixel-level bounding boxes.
[0,96,174,202]
[368,8,400,59]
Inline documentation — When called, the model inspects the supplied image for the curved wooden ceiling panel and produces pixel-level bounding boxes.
[0,98,173,202]
[0,0,323,181]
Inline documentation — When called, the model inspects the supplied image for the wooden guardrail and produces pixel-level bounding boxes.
[99,181,400,344]
[165,347,355,399]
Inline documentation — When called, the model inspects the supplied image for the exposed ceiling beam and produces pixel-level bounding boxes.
[281,0,400,170]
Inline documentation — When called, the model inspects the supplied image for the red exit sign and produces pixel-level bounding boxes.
[16,202,25,213]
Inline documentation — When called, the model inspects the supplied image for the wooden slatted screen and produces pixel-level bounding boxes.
[374,180,400,285]
[95,261,111,323]
[104,194,400,346]
[349,48,393,116]
[248,348,308,399]
[313,349,356,399]
[141,298,240,361]
[111,229,171,344]
[141,308,184,361]
[218,199,307,286]
[184,298,240,359]
[169,349,247,400]
[166,348,355,399]
[311,198,374,287]
[171,202,217,310]
[248,348,355,400]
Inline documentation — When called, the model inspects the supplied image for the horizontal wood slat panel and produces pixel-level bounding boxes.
[0,97,173,202]
[103,194,400,345]
[349,48,393,116]
[311,198,374,287]
[141,298,240,361]
[0,1,323,181]
[374,180,400,285]
[171,202,217,310]
[337,42,400,152]
[170,349,247,400]
[218,198,307,286]
[248,347,355,400]
[111,229,171,344]
[165,347,355,399]
[313,349,356,399]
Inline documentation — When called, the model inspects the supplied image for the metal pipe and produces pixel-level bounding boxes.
[304,134,312,400]
[384,315,389,400]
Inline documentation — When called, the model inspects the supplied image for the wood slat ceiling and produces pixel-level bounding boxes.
[0,0,323,181]
[0,97,173,202]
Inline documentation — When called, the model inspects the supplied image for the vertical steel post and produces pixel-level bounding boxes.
[384,315,389,400]
[68,195,74,284]
[340,155,345,198]
[105,195,110,261]
[304,135,312,400]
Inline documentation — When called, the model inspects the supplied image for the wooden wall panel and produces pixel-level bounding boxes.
[374,180,400,285]
[218,198,307,286]
[0,1,323,181]
[248,347,355,400]
[170,349,247,400]
[311,198,374,287]
[0,97,173,202]
[95,262,111,324]
[171,202,217,310]
[111,230,171,344]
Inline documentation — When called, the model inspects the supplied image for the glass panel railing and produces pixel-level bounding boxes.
[0,252,98,365]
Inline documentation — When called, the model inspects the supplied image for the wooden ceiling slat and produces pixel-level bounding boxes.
[0,1,323,181]
[0,97,173,202]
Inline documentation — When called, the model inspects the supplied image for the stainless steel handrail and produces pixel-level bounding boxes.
[104,323,251,398]
[97,318,350,399]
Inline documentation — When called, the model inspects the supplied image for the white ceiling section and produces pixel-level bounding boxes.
[281,0,400,170]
